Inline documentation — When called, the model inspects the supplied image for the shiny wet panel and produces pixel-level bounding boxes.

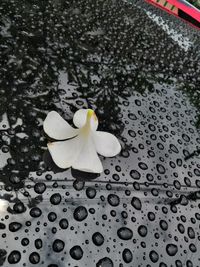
[0,0,200,266]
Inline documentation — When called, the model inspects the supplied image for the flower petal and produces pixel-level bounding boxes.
[47,136,82,169]
[72,138,103,173]
[73,109,98,131]
[44,111,79,140]
[93,131,121,157]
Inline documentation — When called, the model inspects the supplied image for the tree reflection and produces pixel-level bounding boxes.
[0,0,199,191]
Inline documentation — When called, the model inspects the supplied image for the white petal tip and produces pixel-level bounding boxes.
[47,142,73,169]
[44,111,78,140]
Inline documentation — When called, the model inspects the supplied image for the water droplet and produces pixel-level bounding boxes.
[73,180,85,191]
[156,164,165,174]
[160,220,168,231]
[96,257,114,267]
[130,170,141,180]
[52,239,65,253]
[131,197,142,210]
[117,227,133,240]
[73,206,88,221]
[92,232,104,246]
[34,182,46,194]
[30,207,42,218]
[13,202,26,213]
[138,225,148,237]
[122,248,133,263]
[86,187,96,199]
[9,222,22,232]
[8,251,21,264]
[29,252,40,264]
[70,246,83,260]
[35,239,43,249]
[107,194,120,206]
[166,244,178,256]
[187,227,195,239]
[48,212,57,222]
[59,218,68,229]
[50,193,61,205]
[149,250,159,263]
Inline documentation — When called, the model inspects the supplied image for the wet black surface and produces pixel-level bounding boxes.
[0,0,200,266]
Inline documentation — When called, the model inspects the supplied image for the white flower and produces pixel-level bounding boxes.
[43,109,121,173]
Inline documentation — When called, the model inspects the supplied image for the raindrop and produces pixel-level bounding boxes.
[131,197,142,210]
[117,227,133,240]
[59,219,68,229]
[73,180,85,191]
[166,244,178,256]
[21,238,29,246]
[52,239,65,253]
[122,248,133,263]
[92,232,104,246]
[0,223,6,229]
[160,220,168,231]
[177,223,185,234]
[30,207,42,218]
[8,251,21,264]
[13,202,26,213]
[148,212,155,221]
[156,164,165,174]
[73,206,88,221]
[138,162,148,170]
[86,187,96,199]
[130,170,141,180]
[35,239,43,249]
[29,252,40,264]
[138,225,148,237]
[187,227,195,239]
[48,212,57,222]
[9,222,22,232]
[107,194,120,206]
[50,193,61,205]
[96,257,114,267]
[70,246,83,260]
[34,183,46,194]
[149,250,159,263]
[189,243,197,253]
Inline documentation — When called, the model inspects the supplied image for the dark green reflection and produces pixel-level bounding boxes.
[0,0,199,189]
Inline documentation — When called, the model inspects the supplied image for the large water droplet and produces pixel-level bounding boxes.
[59,218,68,229]
[130,170,141,180]
[73,206,88,221]
[8,251,21,264]
[96,257,114,267]
[131,197,142,210]
[149,250,159,263]
[92,232,104,246]
[70,246,83,260]
[107,194,120,206]
[138,225,148,237]
[122,248,133,263]
[52,239,65,253]
[166,244,178,256]
[50,193,61,205]
[29,252,40,264]
[117,227,133,240]
[9,222,22,232]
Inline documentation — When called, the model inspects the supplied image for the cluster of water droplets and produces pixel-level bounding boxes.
[0,0,200,266]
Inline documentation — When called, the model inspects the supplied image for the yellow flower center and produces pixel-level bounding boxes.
[81,109,97,137]
[86,109,97,122]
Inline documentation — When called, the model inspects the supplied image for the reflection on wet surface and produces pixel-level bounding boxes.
[0,0,200,266]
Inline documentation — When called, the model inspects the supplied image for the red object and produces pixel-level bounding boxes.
[145,0,200,29]
[168,0,199,21]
